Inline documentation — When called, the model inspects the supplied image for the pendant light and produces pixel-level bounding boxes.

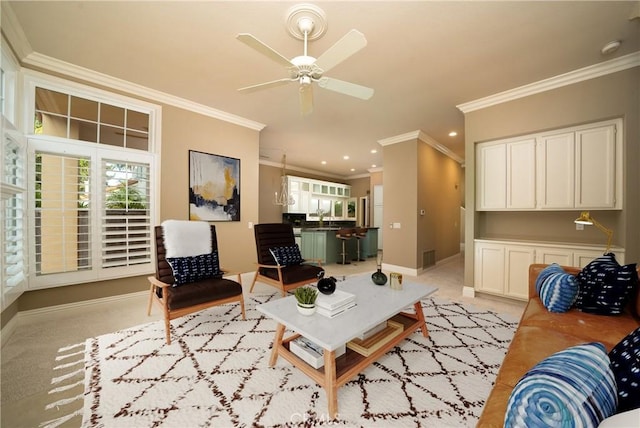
[274,154,295,206]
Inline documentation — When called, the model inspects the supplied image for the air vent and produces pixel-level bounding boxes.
[422,249,436,269]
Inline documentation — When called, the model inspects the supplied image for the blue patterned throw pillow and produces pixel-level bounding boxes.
[269,245,303,266]
[505,342,617,428]
[166,251,221,286]
[536,263,565,295]
[609,327,640,413]
[575,253,638,315]
[538,267,579,313]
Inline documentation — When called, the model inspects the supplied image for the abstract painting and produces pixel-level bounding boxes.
[189,150,240,221]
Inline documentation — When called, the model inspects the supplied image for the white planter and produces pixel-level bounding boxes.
[297,303,316,316]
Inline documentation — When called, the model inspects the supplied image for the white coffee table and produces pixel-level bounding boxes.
[257,275,438,418]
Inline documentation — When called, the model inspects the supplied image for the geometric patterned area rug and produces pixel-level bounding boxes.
[44,293,518,428]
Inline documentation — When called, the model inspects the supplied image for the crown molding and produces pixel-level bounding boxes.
[378,130,464,164]
[21,52,266,132]
[259,159,349,181]
[457,52,640,113]
[1,2,33,60]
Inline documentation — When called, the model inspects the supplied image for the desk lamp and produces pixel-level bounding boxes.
[574,211,613,254]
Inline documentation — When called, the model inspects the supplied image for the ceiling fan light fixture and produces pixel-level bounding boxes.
[300,75,312,86]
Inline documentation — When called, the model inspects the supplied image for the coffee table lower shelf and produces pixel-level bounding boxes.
[268,305,429,418]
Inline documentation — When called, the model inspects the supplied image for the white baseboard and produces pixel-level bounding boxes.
[381,263,420,277]
[462,286,476,298]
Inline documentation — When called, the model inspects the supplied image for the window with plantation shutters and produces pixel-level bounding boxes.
[29,140,157,289]
[102,160,151,269]
[25,74,159,289]
[1,126,27,308]
[33,151,92,279]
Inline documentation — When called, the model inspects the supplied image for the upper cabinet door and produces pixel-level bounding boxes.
[477,143,506,210]
[575,124,617,209]
[536,131,575,209]
[507,139,536,209]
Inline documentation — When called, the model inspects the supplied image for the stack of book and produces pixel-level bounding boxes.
[315,289,356,318]
[290,336,346,369]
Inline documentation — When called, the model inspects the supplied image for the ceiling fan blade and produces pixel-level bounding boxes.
[238,78,293,93]
[299,84,313,115]
[318,77,374,100]
[237,33,293,68]
[314,29,367,73]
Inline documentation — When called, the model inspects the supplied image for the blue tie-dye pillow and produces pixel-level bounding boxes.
[538,266,579,313]
[505,342,617,427]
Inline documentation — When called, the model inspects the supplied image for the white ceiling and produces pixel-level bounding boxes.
[5,1,640,178]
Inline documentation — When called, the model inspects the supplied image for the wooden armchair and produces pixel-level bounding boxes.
[148,223,245,344]
[249,223,324,296]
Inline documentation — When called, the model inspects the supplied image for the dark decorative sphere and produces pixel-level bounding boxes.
[371,269,388,286]
[317,276,337,295]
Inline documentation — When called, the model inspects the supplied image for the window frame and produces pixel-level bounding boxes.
[23,71,161,290]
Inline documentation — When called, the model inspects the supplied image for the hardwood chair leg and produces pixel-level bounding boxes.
[239,297,246,320]
[249,271,260,293]
[147,284,155,316]
[164,317,171,345]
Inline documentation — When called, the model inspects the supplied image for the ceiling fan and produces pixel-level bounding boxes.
[236,4,374,114]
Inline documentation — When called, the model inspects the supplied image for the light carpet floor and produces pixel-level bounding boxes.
[1,254,527,427]
[48,292,518,427]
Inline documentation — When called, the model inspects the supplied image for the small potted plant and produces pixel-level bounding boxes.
[294,286,318,316]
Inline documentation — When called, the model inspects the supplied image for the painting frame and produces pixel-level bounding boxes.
[188,150,240,222]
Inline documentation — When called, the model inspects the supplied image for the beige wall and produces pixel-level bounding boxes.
[384,140,419,268]
[16,104,261,312]
[418,142,463,263]
[464,67,640,288]
[382,138,463,270]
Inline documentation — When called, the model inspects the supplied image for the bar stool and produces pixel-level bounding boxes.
[336,228,354,265]
[352,227,368,261]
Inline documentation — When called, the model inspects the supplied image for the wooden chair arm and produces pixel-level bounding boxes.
[148,276,171,289]
[303,258,323,267]
[220,267,243,284]
[255,262,281,270]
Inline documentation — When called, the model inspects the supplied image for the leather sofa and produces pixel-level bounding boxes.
[478,263,640,427]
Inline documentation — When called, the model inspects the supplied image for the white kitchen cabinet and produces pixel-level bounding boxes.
[476,137,536,211]
[534,246,573,266]
[575,124,617,209]
[537,131,575,209]
[474,243,505,295]
[476,118,622,211]
[475,241,533,300]
[475,239,625,300]
[507,139,537,209]
[284,175,351,218]
[477,143,507,210]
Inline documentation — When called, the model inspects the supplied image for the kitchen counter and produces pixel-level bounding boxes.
[300,228,379,264]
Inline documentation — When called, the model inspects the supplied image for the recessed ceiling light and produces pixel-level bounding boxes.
[343,155,350,160]
[371,164,377,168]
[321,160,327,165]
[449,131,457,137]
[371,149,377,154]
[601,40,621,55]
[350,168,355,172]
